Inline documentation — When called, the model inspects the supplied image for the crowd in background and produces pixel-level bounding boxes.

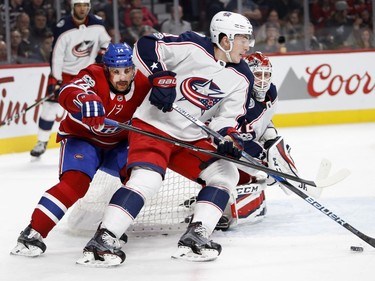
[0,0,374,65]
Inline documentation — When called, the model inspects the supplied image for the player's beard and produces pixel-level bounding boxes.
[73,11,88,22]
[115,81,129,92]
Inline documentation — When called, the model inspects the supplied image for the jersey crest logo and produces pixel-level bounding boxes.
[72,41,95,58]
[179,77,224,112]
[248,98,255,109]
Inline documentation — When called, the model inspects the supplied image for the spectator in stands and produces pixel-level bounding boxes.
[23,0,48,26]
[160,4,192,35]
[28,31,53,63]
[0,40,7,63]
[323,1,354,49]
[306,22,326,51]
[347,26,374,49]
[226,0,263,27]
[10,29,27,63]
[310,0,335,31]
[122,9,158,47]
[268,0,302,24]
[123,0,158,29]
[255,22,282,54]
[15,12,30,33]
[282,10,304,51]
[256,9,281,42]
[0,0,25,36]
[18,27,33,58]
[29,9,52,53]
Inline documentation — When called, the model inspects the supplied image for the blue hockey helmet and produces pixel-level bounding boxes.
[102,43,134,68]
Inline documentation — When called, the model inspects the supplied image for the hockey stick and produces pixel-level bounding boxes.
[280,178,375,248]
[0,92,55,127]
[171,103,350,188]
[104,118,318,187]
[171,105,375,248]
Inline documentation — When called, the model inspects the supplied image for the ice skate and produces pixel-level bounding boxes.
[76,227,126,267]
[10,225,46,257]
[172,221,221,261]
[30,141,48,157]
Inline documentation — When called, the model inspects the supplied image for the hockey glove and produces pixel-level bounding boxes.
[46,75,63,102]
[77,93,105,131]
[148,71,177,113]
[216,127,244,159]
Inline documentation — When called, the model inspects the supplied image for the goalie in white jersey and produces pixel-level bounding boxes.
[216,52,299,230]
[77,11,255,266]
[30,0,110,157]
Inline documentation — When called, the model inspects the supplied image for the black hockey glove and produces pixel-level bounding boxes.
[148,71,177,113]
[46,75,63,102]
[215,127,244,159]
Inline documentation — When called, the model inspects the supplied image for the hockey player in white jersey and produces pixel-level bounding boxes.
[30,0,110,157]
[216,51,299,230]
[77,11,255,266]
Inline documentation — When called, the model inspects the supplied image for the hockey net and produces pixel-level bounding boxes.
[67,169,200,235]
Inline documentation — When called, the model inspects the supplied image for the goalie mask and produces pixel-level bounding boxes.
[243,52,272,102]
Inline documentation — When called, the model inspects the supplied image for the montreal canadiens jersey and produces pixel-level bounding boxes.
[132,31,254,141]
[238,83,278,158]
[51,14,111,80]
[57,64,151,148]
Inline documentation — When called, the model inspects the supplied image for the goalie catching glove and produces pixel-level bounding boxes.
[215,127,244,159]
[75,93,105,131]
[148,71,177,112]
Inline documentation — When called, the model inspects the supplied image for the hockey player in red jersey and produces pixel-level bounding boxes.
[77,11,255,266]
[217,52,299,230]
[10,43,151,257]
[30,0,111,157]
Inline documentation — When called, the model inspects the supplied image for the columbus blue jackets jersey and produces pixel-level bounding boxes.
[132,31,254,141]
[239,83,278,158]
[51,14,110,80]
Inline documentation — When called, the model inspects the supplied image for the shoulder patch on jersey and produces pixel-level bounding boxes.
[153,33,164,39]
[94,14,103,20]
[57,19,65,28]
[82,74,96,87]
[248,98,255,109]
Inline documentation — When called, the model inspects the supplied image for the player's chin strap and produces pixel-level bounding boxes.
[171,104,375,249]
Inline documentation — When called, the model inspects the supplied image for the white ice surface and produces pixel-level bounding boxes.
[1,123,375,281]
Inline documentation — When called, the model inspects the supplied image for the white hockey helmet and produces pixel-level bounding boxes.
[210,11,255,48]
[71,0,91,10]
[243,51,272,102]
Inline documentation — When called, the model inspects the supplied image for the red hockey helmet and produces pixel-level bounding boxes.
[243,52,272,102]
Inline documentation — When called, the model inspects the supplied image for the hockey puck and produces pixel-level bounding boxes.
[350,246,364,252]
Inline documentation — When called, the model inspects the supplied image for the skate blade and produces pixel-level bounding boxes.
[76,252,123,268]
[171,246,219,262]
[10,243,43,257]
